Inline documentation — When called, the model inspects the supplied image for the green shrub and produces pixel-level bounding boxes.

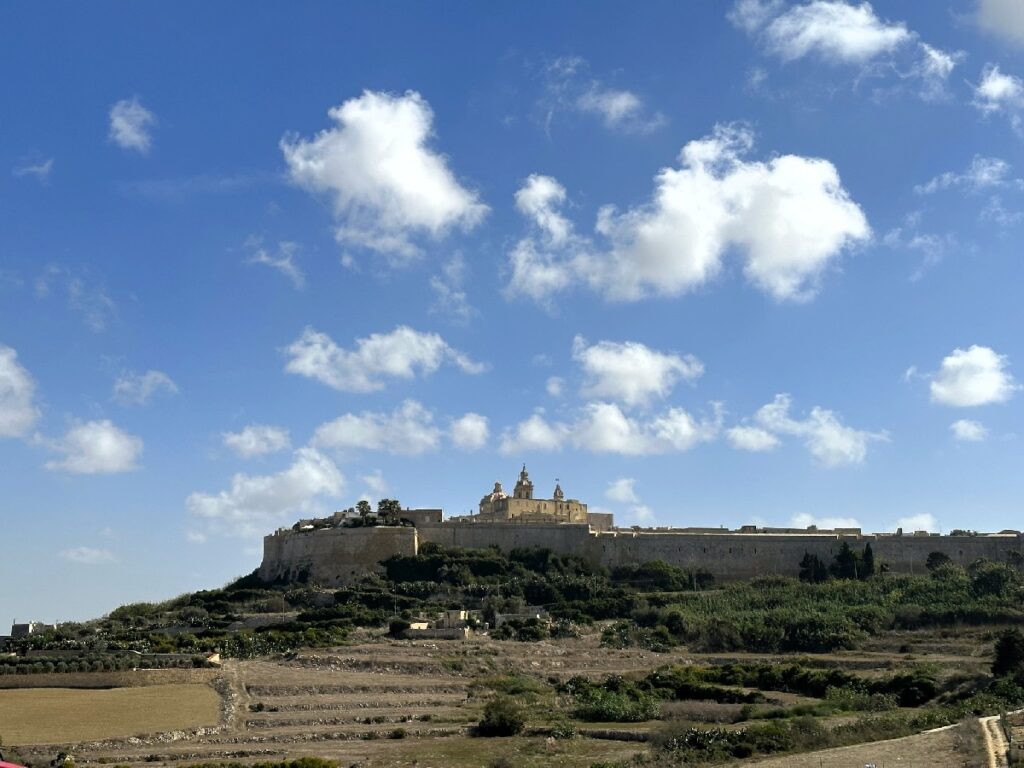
[477,696,526,736]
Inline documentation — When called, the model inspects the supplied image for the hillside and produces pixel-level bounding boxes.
[4,544,1024,766]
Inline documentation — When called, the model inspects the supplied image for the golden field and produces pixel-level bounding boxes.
[0,683,221,745]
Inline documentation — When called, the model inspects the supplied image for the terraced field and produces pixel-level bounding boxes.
[4,629,996,768]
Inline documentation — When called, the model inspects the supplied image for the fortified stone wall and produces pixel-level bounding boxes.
[582,531,1023,580]
[871,533,1020,573]
[417,521,593,554]
[259,525,416,585]
[259,522,1024,587]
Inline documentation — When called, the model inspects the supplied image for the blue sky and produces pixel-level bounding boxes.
[3,0,1024,623]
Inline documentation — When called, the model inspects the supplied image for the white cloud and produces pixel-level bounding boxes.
[313,400,441,456]
[629,505,656,524]
[430,254,476,322]
[186,447,344,538]
[505,233,578,306]
[577,87,666,133]
[45,420,143,475]
[915,44,962,102]
[727,424,781,452]
[977,0,1024,46]
[595,124,869,302]
[280,90,487,261]
[728,0,785,34]
[113,369,178,406]
[951,419,989,442]
[791,512,861,529]
[360,469,389,497]
[59,547,115,565]
[572,336,703,408]
[499,412,570,454]
[500,402,721,456]
[109,97,156,153]
[930,345,1019,406]
[284,325,484,393]
[12,158,54,182]
[451,412,489,451]
[516,174,573,245]
[893,512,937,532]
[754,394,887,467]
[0,345,40,438]
[222,424,291,458]
[731,3,959,99]
[546,376,564,397]
[756,1,911,64]
[506,125,869,305]
[605,477,639,504]
[544,57,665,134]
[247,240,304,289]
[576,402,720,455]
[915,156,1015,194]
[729,0,909,64]
[504,175,581,307]
[973,64,1024,118]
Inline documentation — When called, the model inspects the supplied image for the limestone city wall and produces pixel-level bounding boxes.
[259,521,1024,587]
[259,525,416,585]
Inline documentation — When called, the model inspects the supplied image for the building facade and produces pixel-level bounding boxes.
[475,465,588,524]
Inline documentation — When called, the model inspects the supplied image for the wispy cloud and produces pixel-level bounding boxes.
[543,56,666,135]
[35,266,116,332]
[245,238,305,289]
[59,547,115,565]
[12,158,54,183]
[117,172,270,201]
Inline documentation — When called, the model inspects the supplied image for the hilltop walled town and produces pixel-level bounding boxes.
[259,465,1024,587]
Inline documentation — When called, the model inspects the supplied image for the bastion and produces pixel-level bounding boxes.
[259,465,1024,586]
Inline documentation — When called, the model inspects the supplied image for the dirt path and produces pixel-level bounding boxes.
[981,715,1010,768]
[223,659,252,732]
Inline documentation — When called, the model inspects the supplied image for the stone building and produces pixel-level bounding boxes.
[475,465,587,524]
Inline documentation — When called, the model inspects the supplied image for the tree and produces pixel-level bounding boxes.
[860,543,875,579]
[970,559,1021,598]
[993,629,1024,677]
[477,696,526,736]
[829,542,859,580]
[355,500,373,518]
[388,618,411,637]
[377,498,402,523]
[926,551,951,572]
[798,553,828,583]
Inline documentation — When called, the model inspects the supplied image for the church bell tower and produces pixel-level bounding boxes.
[513,464,534,499]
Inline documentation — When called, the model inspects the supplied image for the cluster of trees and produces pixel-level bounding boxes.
[560,661,940,725]
[798,542,875,583]
[339,498,406,527]
[0,654,210,674]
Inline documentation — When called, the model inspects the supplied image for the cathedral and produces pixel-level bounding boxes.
[475,465,588,524]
